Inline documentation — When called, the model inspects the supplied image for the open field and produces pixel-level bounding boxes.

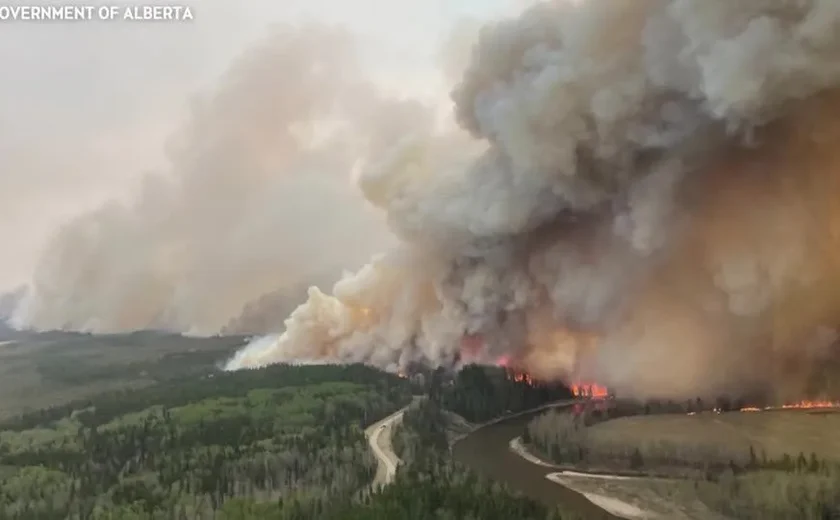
[523,408,840,518]
[588,408,840,463]
[0,331,248,419]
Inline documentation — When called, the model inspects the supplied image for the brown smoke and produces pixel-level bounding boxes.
[591,94,840,400]
[12,0,840,401]
[227,0,840,401]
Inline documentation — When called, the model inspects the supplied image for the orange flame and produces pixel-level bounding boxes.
[495,355,538,386]
[736,400,840,412]
[780,400,840,409]
[511,371,534,385]
[572,382,610,398]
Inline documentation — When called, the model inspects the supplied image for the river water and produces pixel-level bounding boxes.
[452,411,619,519]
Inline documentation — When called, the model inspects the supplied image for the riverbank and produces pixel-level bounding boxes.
[449,399,576,447]
[453,400,653,518]
[510,436,654,519]
[509,436,727,520]
[509,436,678,479]
[452,405,620,519]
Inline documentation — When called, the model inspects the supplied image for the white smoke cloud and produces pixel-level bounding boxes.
[10,0,840,400]
[0,0,276,292]
[13,24,405,334]
[7,0,525,335]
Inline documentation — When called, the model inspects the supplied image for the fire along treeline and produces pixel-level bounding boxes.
[226,0,840,403]
[15,0,840,402]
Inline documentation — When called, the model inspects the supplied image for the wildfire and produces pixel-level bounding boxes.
[572,382,610,399]
[780,400,840,409]
[511,371,534,385]
[736,401,840,412]
[460,334,484,361]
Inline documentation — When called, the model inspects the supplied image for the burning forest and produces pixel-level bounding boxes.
[13,1,840,404]
[738,400,840,413]
[222,0,840,403]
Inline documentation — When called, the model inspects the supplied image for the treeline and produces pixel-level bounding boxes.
[22,331,246,388]
[526,409,756,474]
[0,360,581,519]
[391,396,449,463]
[1,363,405,432]
[526,408,840,476]
[0,363,411,519]
[433,365,573,423]
[395,364,577,460]
[525,409,840,519]
[692,465,840,520]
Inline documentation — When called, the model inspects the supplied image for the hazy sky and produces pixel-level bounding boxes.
[0,0,522,291]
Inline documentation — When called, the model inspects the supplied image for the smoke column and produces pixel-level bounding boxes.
[13,25,429,335]
[226,0,840,402]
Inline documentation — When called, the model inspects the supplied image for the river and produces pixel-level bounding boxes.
[452,409,620,519]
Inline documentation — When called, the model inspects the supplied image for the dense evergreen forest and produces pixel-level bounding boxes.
[0,363,410,518]
[432,364,573,423]
[12,343,835,519]
[0,359,574,519]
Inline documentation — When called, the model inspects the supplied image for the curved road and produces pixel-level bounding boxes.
[365,399,634,518]
[365,400,573,491]
[365,405,408,489]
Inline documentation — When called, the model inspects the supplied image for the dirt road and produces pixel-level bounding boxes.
[365,406,408,489]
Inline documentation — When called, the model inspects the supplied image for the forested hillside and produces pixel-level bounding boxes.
[0,357,577,519]
[0,363,410,518]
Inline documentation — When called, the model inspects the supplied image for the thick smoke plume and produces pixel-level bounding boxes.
[227,0,840,402]
[13,25,428,335]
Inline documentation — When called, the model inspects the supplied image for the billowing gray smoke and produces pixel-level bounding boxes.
[226,0,840,402]
[0,288,23,324]
[12,25,428,334]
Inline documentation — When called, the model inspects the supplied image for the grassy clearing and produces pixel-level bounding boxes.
[525,408,840,518]
[0,332,246,419]
[587,409,840,464]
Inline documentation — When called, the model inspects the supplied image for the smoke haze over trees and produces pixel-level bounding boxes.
[12,0,840,402]
[225,0,840,403]
[5,0,517,333]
